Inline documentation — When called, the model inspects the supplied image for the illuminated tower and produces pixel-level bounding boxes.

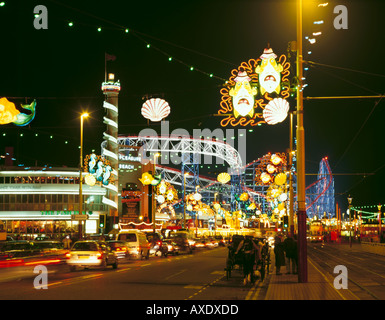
[101,74,121,222]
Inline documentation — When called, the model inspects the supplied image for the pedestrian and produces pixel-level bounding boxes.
[63,235,72,249]
[274,235,285,275]
[283,235,297,274]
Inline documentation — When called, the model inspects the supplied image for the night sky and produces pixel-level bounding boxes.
[1,0,384,213]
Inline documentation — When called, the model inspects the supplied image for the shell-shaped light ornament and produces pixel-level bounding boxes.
[217,172,231,184]
[141,98,171,122]
[263,98,289,125]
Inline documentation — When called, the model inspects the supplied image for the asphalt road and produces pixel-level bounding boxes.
[0,247,259,301]
[4,242,382,302]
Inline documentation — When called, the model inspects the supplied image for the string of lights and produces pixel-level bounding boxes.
[351,205,383,220]
[44,0,230,82]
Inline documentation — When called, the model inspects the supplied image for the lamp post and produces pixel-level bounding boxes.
[153,153,160,233]
[183,173,189,229]
[296,0,308,283]
[378,204,382,242]
[79,112,88,239]
[288,112,295,237]
[347,195,353,248]
[214,192,218,237]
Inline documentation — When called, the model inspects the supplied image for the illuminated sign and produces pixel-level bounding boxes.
[41,210,92,216]
[119,154,141,162]
[119,164,135,170]
[0,98,36,126]
[217,47,290,127]
[121,190,142,203]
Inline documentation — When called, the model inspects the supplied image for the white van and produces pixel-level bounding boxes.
[115,230,151,260]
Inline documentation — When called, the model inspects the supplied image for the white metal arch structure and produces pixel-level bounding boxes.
[108,135,243,171]
[155,165,266,200]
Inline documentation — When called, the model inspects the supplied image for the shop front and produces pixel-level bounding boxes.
[0,210,102,240]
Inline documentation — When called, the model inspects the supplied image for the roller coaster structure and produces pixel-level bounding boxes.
[105,135,335,219]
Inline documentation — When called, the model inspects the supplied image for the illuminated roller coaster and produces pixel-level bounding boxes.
[101,135,334,218]
[304,157,335,218]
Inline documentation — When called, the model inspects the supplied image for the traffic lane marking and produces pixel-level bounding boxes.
[165,269,187,280]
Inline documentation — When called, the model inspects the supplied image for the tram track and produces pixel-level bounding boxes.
[307,244,384,300]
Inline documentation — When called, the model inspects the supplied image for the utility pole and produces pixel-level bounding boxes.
[296,0,308,283]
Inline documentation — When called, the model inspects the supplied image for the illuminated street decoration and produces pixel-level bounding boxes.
[247,202,256,210]
[155,180,178,205]
[84,153,114,186]
[138,172,162,186]
[255,48,283,95]
[255,152,287,186]
[229,71,257,118]
[254,152,289,218]
[185,192,214,216]
[263,98,290,125]
[239,192,249,201]
[218,47,290,127]
[274,172,287,186]
[84,173,96,186]
[217,172,231,184]
[0,98,36,126]
[141,98,170,122]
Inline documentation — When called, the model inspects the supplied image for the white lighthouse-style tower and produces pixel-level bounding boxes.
[101,73,120,222]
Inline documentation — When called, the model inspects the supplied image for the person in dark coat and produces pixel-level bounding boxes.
[283,235,298,274]
[274,235,285,275]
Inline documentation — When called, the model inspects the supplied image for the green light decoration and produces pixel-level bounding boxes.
[0,98,36,126]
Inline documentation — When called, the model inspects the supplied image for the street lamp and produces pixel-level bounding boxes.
[347,195,353,248]
[214,192,218,237]
[288,112,295,237]
[378,204,382,242]
[153,153,160,233]
[79,112,88,239]
[183,172,189,229]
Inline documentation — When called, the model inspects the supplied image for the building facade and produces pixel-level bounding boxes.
[0,167,107,239]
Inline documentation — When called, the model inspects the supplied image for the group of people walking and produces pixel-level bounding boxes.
[274,234,298,275]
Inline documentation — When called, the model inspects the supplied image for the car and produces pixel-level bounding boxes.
[168,231,193,254]
[66,240,118,271]
[106,240,129,260]
[0,240,38,258]
[307,235,324,243]
[214,235,227,246]
[145,232,168,257]
[162,239,180,256]
[208,237,219,248]
[115,230,151,260]
[33,241,64,252]
[34,236,51,241]
[193,238,206,249]
[200,237,216,249]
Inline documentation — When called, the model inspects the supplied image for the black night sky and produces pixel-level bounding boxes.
[1,0,384,213]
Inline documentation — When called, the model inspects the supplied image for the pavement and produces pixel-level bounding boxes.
[258,243,365,300]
